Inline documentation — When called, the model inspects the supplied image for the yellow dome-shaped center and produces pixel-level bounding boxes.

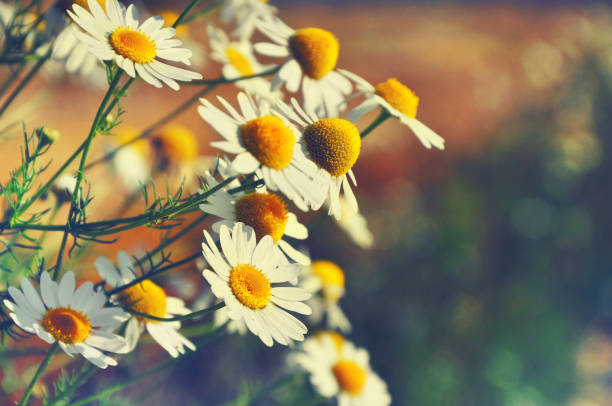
[41,307,92,344]
[289,27,339,80]
[117,126,150,157]
[110,27,157,64]
[303,118,360,177]
[315,330,345,352]
[226,47,255,76]
[375,78,419,118]
[241,115,295,170]
[235,192,288,242]
[155,124,198,164]
[159,10,188,38]
[118,280,167,323]
[229,264,272,310]
[332,360,367,395]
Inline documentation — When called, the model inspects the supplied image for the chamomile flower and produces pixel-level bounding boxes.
[301,260,351,332]
[152,123,198,169]
[111,126,150,192]
[3,271,129,368]
[68,0,202,90]
[340,70,445,150]
[159,10,205,67]
[198,92,327,211]
[275,99,361,220]
[220,0,276,40]
[199,166,311,266]
[94,251,196,358]
[293,336,391,406]
[254,19,352,116]
[334,196,374,249]
[201,222,312,346]
[207,25,280,105]
[51,23,106,85]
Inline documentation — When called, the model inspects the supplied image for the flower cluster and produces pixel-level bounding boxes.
[0,0,445,404]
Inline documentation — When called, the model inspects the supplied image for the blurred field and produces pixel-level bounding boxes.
[3,1,612,405]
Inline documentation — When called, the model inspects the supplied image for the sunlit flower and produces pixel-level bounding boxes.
[275,99,360,219]
[207,25,280,105]
[334,196,374,249]
[255,19,352,116]
[220,0,276,40]
[95,251,196,358]
[199,162,311,266]
[3,271,129,368]
[293,335,391,406]
[340,70,445,150]
[68,0,202,90]
[301,260,351,332]
[111,126,150,192]
[201,222,312,346]
[198,92,327,211]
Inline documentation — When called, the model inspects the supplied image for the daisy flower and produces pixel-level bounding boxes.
[199,162,311,266]
[68,0,202,90]
[198,92,327,211]
[201,222,312,346]
[152,123,198,170]
[334,196,374,249]
[94,251,196,358]
[254,19,352,116]
[220,0,276,40]
[207,25,281,105]
[301,260,351,332]
[274,98,361,220]
[3,271,129,368]
[340,70,445,150]
[293,335,391,406]
[159,10,206,67]
[111,126,150,192]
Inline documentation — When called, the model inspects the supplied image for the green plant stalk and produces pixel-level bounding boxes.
[123,302,225,322]
[187,65,281,86]
[360,109,391,139]
[182,0,221,23]
[18,342,59,406]
[172,0,201,27]
[45,363,97,406]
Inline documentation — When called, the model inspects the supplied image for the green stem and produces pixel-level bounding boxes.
[187,65,281,86]
[123,302,225,322]
[0,48,51,119]
[222,373,307,406]
[182,0,221,23]
[360,109,391,138]
[45,363,97,406]
[172,0,201,28]
[18,342,58,406]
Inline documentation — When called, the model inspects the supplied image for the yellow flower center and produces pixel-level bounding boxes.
[332,360,367,395]
[117,126,150,157]
[41,307,91,344]
[289,27,339,79]
[155,124,198,164]
[229,264,272,310]
[241,115,295,170]
[118,280,167,323]
[159,10,188,38]
[109,27,157,64]
[374,78,419,118]
[311,261,345,301]
[314,330,345,352]
[303,118,360,177]
[226,47,255,76]
[235,192,288,243]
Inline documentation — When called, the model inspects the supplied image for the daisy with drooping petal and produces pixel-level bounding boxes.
[207,25,281,105]
[340,69,445,150]
[301,260,351,332]
[199,160,311,266]
[220,0,276,40]
[94,251,196,358]
[201,222,312,346]
[68,0,202,90]
[274,98,361,220]
[198,92,327,212]
[3,271,129,368]
[293,335,391,406]
[333,196,374,249]
[110,125,151,192]
[254,18,352,116]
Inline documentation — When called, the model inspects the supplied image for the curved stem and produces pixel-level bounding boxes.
[360,109,391,139]
[187,65,281,86]
[123,302,225,322]
[18,342,58,406]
